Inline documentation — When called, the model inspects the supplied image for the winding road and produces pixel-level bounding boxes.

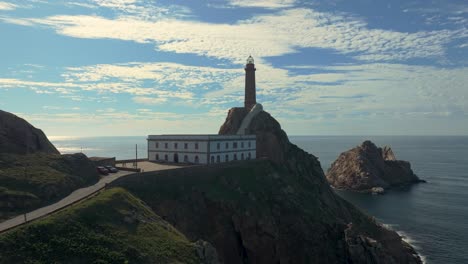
[0,162,182,233]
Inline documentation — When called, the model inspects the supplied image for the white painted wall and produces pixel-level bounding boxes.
[149,140,208,153]
[149,152,207,164]
[147,135,256,165]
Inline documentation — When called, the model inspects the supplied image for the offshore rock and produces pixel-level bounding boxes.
[0,110,59,155]
[327,140,424,192]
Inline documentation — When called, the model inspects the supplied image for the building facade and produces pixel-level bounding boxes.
[147,135,256,164]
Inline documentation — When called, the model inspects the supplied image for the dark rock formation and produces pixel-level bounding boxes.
[115,107,422,264]
[0,110,99,220]
[219,108,291,163]
[327,140,424,192]
[0,110,59,155]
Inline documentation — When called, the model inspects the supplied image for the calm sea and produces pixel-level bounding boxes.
[51,135,468,264]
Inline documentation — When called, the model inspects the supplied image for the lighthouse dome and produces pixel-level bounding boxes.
[246,55,254,64]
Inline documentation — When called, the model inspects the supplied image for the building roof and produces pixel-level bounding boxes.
[147,134,256,140]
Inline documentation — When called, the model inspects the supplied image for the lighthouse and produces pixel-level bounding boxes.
[244,55,256,110]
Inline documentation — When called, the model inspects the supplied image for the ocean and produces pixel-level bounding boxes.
[51,135,468,264]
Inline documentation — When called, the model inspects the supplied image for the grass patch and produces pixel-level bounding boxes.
[0,188,201,264]
[0,153,99,220]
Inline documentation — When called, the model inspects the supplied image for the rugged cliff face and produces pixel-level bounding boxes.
[326,140,423,192]
[219,108,290,163]
[114,108,422,264]
[0,110,59,155]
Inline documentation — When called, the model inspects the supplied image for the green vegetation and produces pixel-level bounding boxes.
[0,153,99,220]
[0,188,201,264]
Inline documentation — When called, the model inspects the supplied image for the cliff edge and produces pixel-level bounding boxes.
[0,110,59,155]
[0,110,99,220]
[326,140,424,193]
[112,107,422,264]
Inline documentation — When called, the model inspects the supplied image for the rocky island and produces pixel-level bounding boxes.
[326,140,424,194]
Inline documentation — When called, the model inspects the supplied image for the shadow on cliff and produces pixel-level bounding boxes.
[113,108,422,264]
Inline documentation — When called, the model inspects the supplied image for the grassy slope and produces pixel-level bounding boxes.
[0,187,201,264]
[0,153,99,220]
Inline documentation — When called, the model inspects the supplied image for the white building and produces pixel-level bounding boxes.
[147,135,256,164]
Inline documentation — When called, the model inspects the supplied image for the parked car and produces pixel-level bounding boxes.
[96,166,109,175]
[105,165,119,173]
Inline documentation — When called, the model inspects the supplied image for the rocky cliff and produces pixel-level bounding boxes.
[113,107,422,264]
[219,108,290,163]
[0,110,59,155]
[326,140,424,192]
[0,110,99,220]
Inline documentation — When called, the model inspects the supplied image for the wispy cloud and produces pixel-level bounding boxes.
[227,0,296,9]
[3,8,462,63]
[0,2,16,10]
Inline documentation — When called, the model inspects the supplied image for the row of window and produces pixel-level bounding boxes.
[211,152,252,163]
[155,154,200,163]
[153,141,253,150]
[154,152,252,164]
[216,141,252,150]
[156,142,199,150]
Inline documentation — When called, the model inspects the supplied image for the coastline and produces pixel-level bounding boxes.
[381,223,427,264]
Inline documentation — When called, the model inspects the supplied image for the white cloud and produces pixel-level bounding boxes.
[132,96,167,105]
[5,8,461,64]
[228,0,296,9]
[0,2,16,10]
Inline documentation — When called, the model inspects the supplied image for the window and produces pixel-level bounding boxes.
[184,155,189,162]
[216,155,220,163]
[241,142,244,148]
[248,141,251,148]
[234,154,238,160]
[184,143,188,149]
[233,142,238,149]
[195,156,199,163]
[164,154,168,161]
[195,143,199,150]
[248,153,251,160]
[165,143,168,149]
[225,154,229,162]
[156,142,159,148]
[211,156,215,164]
[241,153,244,160]
[217,143,220,150]
[156,154,159,160]
[174,143,178,149]
[225,142,229,149]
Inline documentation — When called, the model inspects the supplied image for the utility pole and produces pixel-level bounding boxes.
[135,144,138,169]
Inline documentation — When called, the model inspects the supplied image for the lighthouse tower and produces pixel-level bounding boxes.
[244,55,256,110]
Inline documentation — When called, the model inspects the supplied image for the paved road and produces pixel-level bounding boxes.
[0,162,182,233]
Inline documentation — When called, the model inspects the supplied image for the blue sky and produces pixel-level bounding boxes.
[0,0,467,136]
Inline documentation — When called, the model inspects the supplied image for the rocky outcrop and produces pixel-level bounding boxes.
[0,110,59,155]
[327,140,424,192]
[114,107,422,264]
[219,108,291,163]
[0,110,99,220]
[195,240,220,264]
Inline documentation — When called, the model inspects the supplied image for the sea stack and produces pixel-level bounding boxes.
[326,140,424,193]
